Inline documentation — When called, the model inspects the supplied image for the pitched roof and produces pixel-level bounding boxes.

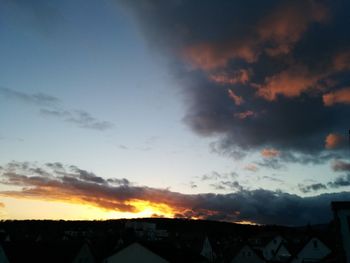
[287,236,333,263]
[226,243,265,262]
[105,242,169,263]
[331,201,350,210]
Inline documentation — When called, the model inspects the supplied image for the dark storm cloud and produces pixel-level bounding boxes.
[297,173,350,193]
[107,178,130,186]
[120,0,350,160]
[1,161,348,225]
[68,165,106,184]
[210,181,243,192]
[209,140,247,160]
[328,174,350,188]
[0,87,113,131]
[298,183,327,193]
[255,150,342,170]
[332,159,350,172]
[262,176,284,183]
[255,159,285,170]
[278,151,343,165]
[45,162,64,171]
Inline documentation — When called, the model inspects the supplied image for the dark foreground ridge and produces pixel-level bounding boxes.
[0,203,349,263]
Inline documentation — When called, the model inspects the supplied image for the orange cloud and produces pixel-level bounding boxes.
[256,49,350,101]
[261,148,280,158]
[325,133,345,149]
[258,1,328,56]
[333,51,350,71]
[323,87,350,106]
[209,69,250,85]
[183,2,328,71]
[256,66,322,101]
[228,89,244,105]
[183,41,257,71]
[0,202,4,208]
[234,110,255,120]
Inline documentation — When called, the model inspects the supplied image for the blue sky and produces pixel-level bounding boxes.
[0,0,231,192]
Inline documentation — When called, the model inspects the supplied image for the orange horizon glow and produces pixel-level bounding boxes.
[0,197,257,225]
[235,220,260,226]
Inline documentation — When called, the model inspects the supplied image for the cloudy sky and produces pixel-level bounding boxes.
[0,0,349,225]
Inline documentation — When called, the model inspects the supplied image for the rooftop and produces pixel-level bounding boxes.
[331,201,350,210]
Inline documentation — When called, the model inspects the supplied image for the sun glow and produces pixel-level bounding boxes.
[0,197,179,220]
[95,200,178,220]
[235,220,260,225]
[1,197,262,225]
[125,200,176,218]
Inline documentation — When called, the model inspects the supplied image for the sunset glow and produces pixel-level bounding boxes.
[124,200,176,218]
[0,0,350,226]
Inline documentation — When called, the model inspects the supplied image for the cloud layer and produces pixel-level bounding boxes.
[1,161,349,225]
[0,87,113,131]
[121,0,350,160]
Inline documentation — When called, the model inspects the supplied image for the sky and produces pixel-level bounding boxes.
[0,0,350,225]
